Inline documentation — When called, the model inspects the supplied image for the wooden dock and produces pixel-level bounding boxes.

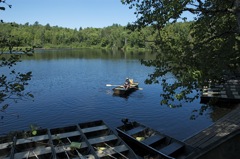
[200,79,240,104]
[184,104,240,150]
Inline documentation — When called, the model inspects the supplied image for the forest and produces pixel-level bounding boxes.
[0,21,191,52]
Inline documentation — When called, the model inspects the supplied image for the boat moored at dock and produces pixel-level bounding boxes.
[0,120,138,159]
[116,119,195,159]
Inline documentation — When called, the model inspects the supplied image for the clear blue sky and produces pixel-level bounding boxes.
[1,0,137,29]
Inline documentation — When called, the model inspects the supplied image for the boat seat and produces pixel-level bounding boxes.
[142,135,165,146]
[126,126,146,136]
[88,135,117,145]
[81,125,108,133]
[16,134,49,145]
[159,142,184,156]
[51,131,81,140]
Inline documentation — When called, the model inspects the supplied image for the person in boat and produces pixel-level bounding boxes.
[124,78,130,89]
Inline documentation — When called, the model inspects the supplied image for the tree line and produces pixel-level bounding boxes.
[0,21,191,52]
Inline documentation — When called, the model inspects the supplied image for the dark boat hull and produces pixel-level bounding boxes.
[116,120,195,159]
[113,83,139,95]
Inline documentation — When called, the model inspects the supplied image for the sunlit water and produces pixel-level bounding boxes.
[0,49,233,140]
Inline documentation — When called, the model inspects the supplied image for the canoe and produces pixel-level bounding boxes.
[113,82,139,96]
[0,120,138,159]
[116,120,195,159]
[78,120,139,159]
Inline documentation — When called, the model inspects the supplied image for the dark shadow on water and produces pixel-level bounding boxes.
[112,93,130,99]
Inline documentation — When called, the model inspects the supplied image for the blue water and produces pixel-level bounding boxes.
[0,49,231,140]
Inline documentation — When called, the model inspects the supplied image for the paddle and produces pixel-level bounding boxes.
[106,84,122,87]
[106,84,143,90]
[104,143,129,159]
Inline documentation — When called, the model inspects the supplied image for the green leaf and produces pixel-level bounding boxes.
[32,130,37,136]
[70,142,82,149]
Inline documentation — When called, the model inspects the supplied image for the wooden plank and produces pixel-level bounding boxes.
[159,142,184,156]
[189,108,240,142]
[13,146,52,158]
[16,134,49,145]
[0,141,13,150]
[225,111,240,124]
[88,135,117,145]
[51,131,81,140]
[126,126,146,136]
[188,109,240,147]
[218,108,240,122]
[199,123,239,148]
[96,145,128,157]
[187,120,232,147]
[81,125,108,133]
[142,135,165,146]
[184,105,240,149]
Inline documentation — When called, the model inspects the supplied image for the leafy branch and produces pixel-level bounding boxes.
[1,0,34,115]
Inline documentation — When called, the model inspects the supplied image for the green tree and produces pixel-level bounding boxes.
[122,0,240,106]
[0,1,33,115]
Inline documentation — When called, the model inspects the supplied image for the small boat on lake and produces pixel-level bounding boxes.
[113,83,139,96]
[0,120,138,159]
[112,78,139,96]
[116,119,195,159]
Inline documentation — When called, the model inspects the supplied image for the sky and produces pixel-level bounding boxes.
[1,0,137,29]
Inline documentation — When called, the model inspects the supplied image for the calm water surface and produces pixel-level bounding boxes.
[0,49,232,140]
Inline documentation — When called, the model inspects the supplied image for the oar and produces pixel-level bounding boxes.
[107,84,143,90]
[62,145,70,159]
[106,84,122,87]
[32,150,39,159]
[94,146,117,159]
[58,140,70,159]
[27,150,39,159]
[131,87,143,90]
[104,143,129,159]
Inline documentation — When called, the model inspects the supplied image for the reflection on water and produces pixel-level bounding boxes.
[22,48,156,60]
[0,49,233,141]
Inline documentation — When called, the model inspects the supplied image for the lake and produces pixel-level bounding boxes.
[0,49,233,140]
